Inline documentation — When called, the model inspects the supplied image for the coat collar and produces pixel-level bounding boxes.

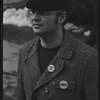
[25,29,74,61]
[58,29,74,60]
[25,37,40,60]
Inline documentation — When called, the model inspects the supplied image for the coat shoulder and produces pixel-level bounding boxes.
[73,37,98,59]
[20,38,38,52]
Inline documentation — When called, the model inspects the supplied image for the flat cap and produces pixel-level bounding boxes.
[26,0,68,11]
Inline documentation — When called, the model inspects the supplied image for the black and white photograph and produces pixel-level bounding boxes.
[3,0,99,100]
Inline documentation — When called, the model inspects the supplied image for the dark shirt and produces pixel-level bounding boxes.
[38,43,61,73]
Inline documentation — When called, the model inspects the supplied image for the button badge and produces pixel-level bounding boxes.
[47,64,55,72]
[59,80,68,89]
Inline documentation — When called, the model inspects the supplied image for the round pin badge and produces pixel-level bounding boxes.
[59,80,68,89]
[47,64,55,72]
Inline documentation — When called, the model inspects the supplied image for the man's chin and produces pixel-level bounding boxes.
[33,30,43,36]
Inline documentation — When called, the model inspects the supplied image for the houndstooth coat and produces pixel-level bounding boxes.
[17,30,98,100]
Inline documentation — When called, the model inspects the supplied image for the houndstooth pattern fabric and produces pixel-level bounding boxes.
[17,30,98,100]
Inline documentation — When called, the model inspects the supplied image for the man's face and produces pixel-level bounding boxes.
[27,10,61,36]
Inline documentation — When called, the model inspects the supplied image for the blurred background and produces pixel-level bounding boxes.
[3,0,99,100]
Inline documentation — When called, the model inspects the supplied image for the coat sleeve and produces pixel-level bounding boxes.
[17,50,26,100]
[83,52,98,100]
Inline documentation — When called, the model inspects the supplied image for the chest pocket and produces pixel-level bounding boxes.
[49,80,75,100]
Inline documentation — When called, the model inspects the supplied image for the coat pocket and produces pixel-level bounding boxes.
[49,80,75,100]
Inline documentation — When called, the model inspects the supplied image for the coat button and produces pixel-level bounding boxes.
[47,64,55,72]
[44,87,49,94]
[59,80,68,89]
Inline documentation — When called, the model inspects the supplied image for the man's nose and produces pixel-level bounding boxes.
[32,13,41,21]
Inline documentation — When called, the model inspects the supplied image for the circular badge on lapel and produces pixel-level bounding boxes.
[59,80,68,89]
[47,64,55,72]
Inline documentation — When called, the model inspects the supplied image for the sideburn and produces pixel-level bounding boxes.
[54,14,59,25]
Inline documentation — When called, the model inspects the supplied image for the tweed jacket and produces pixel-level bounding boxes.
[17,30,98,100]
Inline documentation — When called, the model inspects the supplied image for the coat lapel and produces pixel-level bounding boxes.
[24,37,42,84]
[33,55,64,91]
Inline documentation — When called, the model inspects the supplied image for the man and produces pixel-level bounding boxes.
[17,0,98,100]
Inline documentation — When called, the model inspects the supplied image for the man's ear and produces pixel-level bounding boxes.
[58,12,67,24]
